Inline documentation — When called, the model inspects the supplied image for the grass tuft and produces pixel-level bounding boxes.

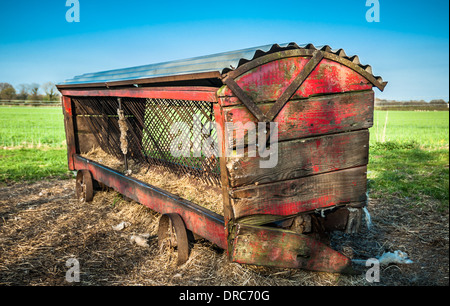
[0,147,72,184]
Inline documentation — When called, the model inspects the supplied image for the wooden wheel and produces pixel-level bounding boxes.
[157,213,190,266]
[76,170,94,203]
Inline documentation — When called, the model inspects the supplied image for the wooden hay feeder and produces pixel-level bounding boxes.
[57,43,387,272]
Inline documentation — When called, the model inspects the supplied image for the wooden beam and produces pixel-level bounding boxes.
[212,103,235,255]
[56,71,223,90]
[229,223,352,272]
[224,49,386,92]
[223,51,325,123]
[227,129,369,188]
[60,86,218,102]
[222,76,268,122]
[62,96,76,170]
[73,154,227,249]
[265,51,324,121]
[230,166,368,220]
[222,90,374,143]
[218,57,373,107]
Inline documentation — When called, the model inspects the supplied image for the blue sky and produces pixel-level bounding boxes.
[0,0,448,101]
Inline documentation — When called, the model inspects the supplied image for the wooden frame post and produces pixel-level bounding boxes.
[62,96,76,170]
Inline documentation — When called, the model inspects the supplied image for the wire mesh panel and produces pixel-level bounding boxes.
[72,96,221,186]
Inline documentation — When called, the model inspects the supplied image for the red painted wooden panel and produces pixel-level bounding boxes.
[73,155,227,249]
[218,57,372,106]
[62,96,73,116]
[62,96,76,170]
[222,90,374,143]
[61,86,218,102]
[227,129,369,187]
[230,166,367,220]
[230,223,352,272]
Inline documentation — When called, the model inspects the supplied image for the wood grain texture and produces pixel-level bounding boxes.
[76,132,97,154]
[227,129,369,187]
[229,223,352,272]
[222,90,374,143]
[62,96,76,170]
[230,166,368,219]
[213,103,235,234]
[61,86,218,102]
[223,76,268,122]
[264,51,324,122]
[218,57,372,106]
[74,155,227,249]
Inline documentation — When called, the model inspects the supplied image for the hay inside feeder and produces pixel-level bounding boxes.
[81,147,223,215]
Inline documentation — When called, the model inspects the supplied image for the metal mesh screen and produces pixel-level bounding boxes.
[72,96,221,186]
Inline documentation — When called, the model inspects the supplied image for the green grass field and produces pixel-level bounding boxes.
[0,106,65,148]
[370,111,449,148]
[0,106,448,211]
[368,111,449,211]
[0,106,68,182]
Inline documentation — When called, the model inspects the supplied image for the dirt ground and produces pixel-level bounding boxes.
[0,178,448,286]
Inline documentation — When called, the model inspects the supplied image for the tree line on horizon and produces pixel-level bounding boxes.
[1,81,448,108]
[0,82,61,102]
[374,98,448,111]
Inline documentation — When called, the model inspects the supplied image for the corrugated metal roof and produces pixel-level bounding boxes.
[58,42,386,90]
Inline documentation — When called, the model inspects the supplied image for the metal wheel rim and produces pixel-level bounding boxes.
[76,170,93,203]
[157,213,190,265]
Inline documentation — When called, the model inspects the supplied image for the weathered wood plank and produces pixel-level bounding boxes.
[264,51,324,122]
[230,166,368,220]
[229,223,352,272]
[222,90,374,143]
[75,115,94,132]
[223,48,387,92]
[62,96,76,170]
[223,76,268,122]
[76,132,98,154]
[213,103,235,232]
[61,86,218,102]
[218,57,372,106]
[73,155,227,250]
[227,129,369,188]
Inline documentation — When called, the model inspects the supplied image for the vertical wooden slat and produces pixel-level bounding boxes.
[62,96,76,170]
[213,102,234,255]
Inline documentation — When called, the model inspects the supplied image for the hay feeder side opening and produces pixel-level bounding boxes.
[57,42,387,272]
